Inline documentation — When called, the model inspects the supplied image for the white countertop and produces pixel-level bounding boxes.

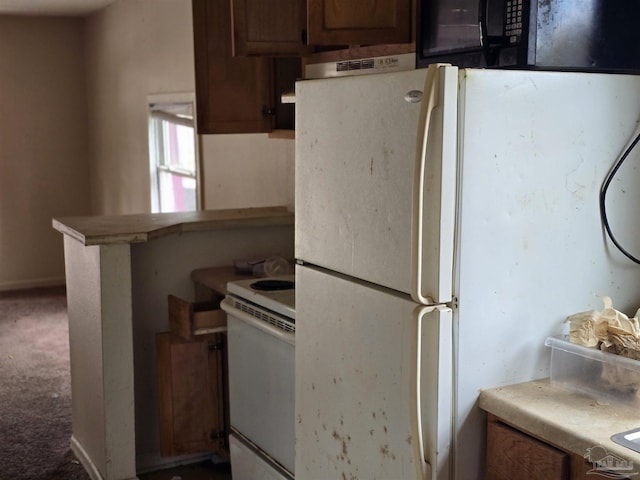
[52,206,294,246]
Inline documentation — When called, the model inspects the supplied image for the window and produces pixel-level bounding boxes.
[148,97,200,213]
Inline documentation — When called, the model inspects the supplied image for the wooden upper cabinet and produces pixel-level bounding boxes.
[192,0,273,134]
[307,0,413,45]
[231,0,307,56]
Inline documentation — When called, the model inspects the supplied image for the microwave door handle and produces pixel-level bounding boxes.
[411,64,440,305]
[479,0,488,54]
[478,0,500,65]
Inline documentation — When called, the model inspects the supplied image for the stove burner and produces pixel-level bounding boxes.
[251,279,295,291]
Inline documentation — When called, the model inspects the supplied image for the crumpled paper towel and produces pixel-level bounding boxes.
[567,297,640,396]
[567,296,640,359]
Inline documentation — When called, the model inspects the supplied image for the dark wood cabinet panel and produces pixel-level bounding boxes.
[193,0,411,134]
[273,57,301,130]
[571,456,596,480]
[486,416,570,480]
[193,0,273,134]
[232,0,307,56]
[485,414,634,480]
[307,0,413,46]
[570,453,633,480]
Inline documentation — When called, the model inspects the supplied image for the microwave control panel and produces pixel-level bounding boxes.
[505,0,524,44]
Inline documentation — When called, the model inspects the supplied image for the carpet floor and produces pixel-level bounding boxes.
[0,287,232,480]
[0,286,89,480]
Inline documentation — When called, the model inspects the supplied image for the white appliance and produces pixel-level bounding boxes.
[294,64,640,479]
[304,52,416,79]
[220,277,295,480]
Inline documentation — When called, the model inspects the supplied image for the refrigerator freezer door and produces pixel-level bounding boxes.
[295,265,453,479]
[295,66,457,304]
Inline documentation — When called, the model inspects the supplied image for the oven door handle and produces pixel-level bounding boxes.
[221,298,295,346]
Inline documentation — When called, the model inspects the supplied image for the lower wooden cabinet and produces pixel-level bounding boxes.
[486,414,633,480]
[157,296,229,458]
[486,415,570,480]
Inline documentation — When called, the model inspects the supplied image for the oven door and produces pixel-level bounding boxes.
[221,297,295,475]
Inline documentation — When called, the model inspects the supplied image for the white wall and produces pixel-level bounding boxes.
[84,0,196,215]
[0,0,295,289]
[85,0,295,215]
[202,134,295,210]
[0,16,89,291]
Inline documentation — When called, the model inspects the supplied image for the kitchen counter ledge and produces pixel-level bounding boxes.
[480,378,640,475]
[53,205,294,480]
[52,206,293,246]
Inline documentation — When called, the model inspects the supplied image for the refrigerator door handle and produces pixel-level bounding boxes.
[411,64,441,304]
[413,307,431,480]
[411,63,457,305]
[414,305,453,480]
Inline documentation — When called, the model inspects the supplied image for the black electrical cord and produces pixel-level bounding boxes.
[599,129,640,264]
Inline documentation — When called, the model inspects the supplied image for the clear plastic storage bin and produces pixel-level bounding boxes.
[545,335,640,406]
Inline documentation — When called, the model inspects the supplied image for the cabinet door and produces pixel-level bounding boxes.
[157,332,227,457]
[571,454,634,480]
[232,0,307,56]
[193,0,273,134]
[486,418,570,480]
[307,0,412,45]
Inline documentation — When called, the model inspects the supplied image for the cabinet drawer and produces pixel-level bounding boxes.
[168,294,227,340]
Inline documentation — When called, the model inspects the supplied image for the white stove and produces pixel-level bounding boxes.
[226,275,295,325]
[221,275,295,480]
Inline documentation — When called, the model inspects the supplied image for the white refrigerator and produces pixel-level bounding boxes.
[294,64,640,480]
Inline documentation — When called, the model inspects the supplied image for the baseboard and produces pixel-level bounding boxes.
[70,436,139,480]
[0,276,65,292]
[71,436,214,478]
[70,436,105,480]
[135,451,214,474]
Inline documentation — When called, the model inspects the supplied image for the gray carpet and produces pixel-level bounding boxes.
[0,288,233,480]
[0,287,89,480]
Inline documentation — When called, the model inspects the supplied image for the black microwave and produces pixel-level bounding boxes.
[417,0,640,73]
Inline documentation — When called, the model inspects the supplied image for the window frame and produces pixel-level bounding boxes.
[147,93,202,213]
